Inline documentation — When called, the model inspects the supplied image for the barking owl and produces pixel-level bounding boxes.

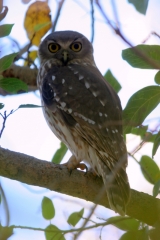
[37,30,130,215]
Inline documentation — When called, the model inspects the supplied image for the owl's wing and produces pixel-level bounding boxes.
[42,64,125,160]
[42,63,130,215]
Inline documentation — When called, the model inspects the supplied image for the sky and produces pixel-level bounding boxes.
[0,0,160,239]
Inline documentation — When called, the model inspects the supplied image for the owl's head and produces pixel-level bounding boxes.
[38,30,95,66]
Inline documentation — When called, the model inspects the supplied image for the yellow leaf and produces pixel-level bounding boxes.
[24,50,37,66]
[24,1,51,46]
[34,22,51,32]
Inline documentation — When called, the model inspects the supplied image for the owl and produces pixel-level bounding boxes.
[37,30,130,215]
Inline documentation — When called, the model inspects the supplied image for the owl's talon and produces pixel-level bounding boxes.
[77,163,88,171]
[62,162,74,174]
[62,162,87,174]
[62,155,88,174]
[69,169,73,175]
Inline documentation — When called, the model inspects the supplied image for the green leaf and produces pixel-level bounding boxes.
[0,78,28,93]
[128,0,149,15]
[131,125,148,138]
[0,24,14,38]
[150,133,159,143]
[122,45,160,69]
[154,71,160,85]
[120,229,149,240]
[107,216,140,231]
[0,103,4,109]
[0,224,14,240]
[67,208,84,227]
[140,155,160,184]
[131,127,157,143]
[153,180,160,197]
[42,197,55,220]
[45,224,65,240]
[141,132,157,143]
[52,142,68,164]
[123,86,160,134]
[0,53,17,72]
[34,22,51,32]
[19,104,42,108]
[104,70,122,93]
[152,131,160,157]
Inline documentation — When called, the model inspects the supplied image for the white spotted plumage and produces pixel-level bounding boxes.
[37,30,130,215]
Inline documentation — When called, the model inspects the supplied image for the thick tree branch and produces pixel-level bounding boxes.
[0,147,160,226]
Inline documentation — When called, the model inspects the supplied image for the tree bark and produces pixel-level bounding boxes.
[1,64,37,95]
[0,146,160,226]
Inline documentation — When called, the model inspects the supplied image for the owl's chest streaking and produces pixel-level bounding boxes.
[37,59,96,163]
[37,59,126,169]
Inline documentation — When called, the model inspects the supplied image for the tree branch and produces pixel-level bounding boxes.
[1,64,38,95]
[52,0,65,33]
[0,147,159,226]
[2,64,37,86]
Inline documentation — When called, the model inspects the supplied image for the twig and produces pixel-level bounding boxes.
[23,33,37,66]
[142,31,160,43]
[90,0,95,43]
[19,55,38,69]
[8,36,21,51]
[73,0,88,12]
[12,216,133,235]
[130,124,159,155]
[0,108,19,138]
[111,0,119,28]
[82,217,97,224]
[131,139,146,155]
[95,0,160,69]
[52,0,65,32]
[99,225,104,240]
[14,43,30,61]
[0,183,10,226]
[0,110,14,138]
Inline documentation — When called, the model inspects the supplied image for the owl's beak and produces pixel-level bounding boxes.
[62,50,69,64]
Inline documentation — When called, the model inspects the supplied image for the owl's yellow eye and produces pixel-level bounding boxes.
[48,43,60,53]
[70,42,82,52]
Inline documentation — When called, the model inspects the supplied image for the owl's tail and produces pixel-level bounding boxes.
[98,153,130,216]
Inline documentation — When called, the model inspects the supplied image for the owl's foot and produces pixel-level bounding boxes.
[63,155,87,174]
[77,163,88,171]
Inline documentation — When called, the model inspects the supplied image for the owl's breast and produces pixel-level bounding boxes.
[38,61,125,162]
[42,104,89,163]
[38,62,88,159]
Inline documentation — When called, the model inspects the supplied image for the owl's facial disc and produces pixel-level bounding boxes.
[47,39,83,65]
